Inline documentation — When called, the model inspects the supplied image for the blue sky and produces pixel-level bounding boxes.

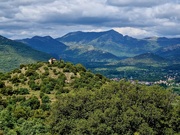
[0,0,180,39]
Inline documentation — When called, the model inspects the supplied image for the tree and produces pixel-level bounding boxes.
[23,96,40,110]
[49,81,180,134]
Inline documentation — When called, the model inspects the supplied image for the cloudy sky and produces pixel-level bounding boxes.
[0,0,180,39]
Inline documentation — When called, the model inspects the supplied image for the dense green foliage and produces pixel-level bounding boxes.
[0,61,179,134]
[50,81,180,135]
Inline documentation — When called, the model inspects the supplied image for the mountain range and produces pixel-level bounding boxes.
[0,29,180,81]
[17,29,180,64]
[57,29,180,59]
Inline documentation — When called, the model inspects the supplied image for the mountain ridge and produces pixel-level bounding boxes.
[57,29,180,58]
[18,33,122,63]
[114,52,169,67]
[17,36,67,59]
[0,35,51,72]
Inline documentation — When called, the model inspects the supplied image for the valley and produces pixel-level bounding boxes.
[0,29,180,91]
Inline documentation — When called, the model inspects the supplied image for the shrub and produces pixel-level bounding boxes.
[0,86,14,96]
[10,75,21,84]
[18,88,29,95]
[41,95,50,103]
[75,63,86,72]
[39,92,45,99]
[20,64,26,69]
[40,103,50,111]
[25,69,35,77]
[0,81,5,88]
[23,96,40,110]
[12,68,21,73]
[63,68,69,72]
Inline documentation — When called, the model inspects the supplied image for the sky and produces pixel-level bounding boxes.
[0,0,180,39]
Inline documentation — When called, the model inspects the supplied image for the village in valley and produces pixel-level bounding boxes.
[111,71,180,94]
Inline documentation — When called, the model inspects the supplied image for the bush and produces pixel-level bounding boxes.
[25,69,34,77]
[23,96,40,110]
[28,80,40,91]
[40,86,51,94]
[10,76,20,84]
[75,63,86,72]
[41,95,50,103]
[58,61,65,68]
[20,64,26,69]
[0,81,5,88]
[41,103,50,111]
[39,92,45,99]
[12,68,21,73]
[0,86,14,96]
[18,88,29,95]
[63,68,70,72]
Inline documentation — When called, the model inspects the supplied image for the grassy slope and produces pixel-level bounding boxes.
[0,61,106,102]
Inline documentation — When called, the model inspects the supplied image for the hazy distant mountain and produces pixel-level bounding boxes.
[18,36,67,59]
[57,30,154,57]
[16,30,180,67]
[0,35,50,72]
[59,48,120,64]
[156,44,180,62]
[57,30,180,58]
[116,52,169,67]
[18,34,121,63]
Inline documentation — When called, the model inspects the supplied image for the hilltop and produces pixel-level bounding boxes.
[0,60,107,101]
[0,60,179,134]
[0,60,180,135]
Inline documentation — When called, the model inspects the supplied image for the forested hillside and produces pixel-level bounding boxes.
[0,35,50,72]
[0,61,179,134]
[17,36,67,59]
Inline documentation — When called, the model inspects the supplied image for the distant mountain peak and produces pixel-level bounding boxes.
[31,35,53,40]
[133,52,166,61]
[106,29,121,33]
[0,35,4,38]
[0,35,50,72]
[0,35,9,40]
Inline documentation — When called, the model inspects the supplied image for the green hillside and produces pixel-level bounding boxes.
[156,44,180,62]
[17,36,67,59]
[0,61,179,134]
[89,53,180,82]
[0,35,51,72]
[119,53,169,67]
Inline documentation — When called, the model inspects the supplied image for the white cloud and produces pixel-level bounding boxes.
[106,0,177,7]
[0,0,179,39]
[113,27,157,38]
